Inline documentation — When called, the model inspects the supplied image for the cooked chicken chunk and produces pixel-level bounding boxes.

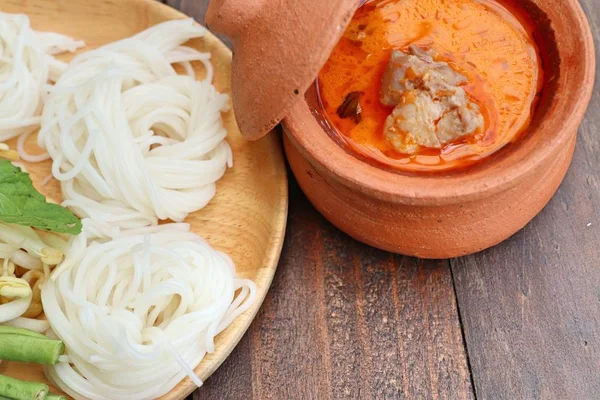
[380,46,484,154]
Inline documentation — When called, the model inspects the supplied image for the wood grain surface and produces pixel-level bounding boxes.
[170,1,600,399]
[191,171,474,400]
[451,1,600,398]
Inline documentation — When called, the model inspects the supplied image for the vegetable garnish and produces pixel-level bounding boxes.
[0,326,47,338]
[0,144,19,162]
[0,374,49,400]
[0,160,81,235]
[0,276,31,298]
[0,326,65,365]
[0,277,32,324]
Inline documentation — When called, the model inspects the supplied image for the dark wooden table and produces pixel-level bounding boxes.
[164,0,600,398]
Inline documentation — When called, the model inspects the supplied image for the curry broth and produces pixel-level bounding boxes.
[317,0,543,172]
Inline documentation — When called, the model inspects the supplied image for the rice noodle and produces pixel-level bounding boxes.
[4,18,255,399]
[42,223,256,400]
[39,19,232,229]
[0,13,83,152]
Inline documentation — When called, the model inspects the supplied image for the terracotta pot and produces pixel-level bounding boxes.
[281,0,595,258]
[208,0,595,258]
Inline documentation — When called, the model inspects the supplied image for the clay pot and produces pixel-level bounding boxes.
[210,0,596,258]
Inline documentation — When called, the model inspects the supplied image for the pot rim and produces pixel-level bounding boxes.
[282,0,595,206]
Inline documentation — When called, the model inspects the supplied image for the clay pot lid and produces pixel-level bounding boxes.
[206,0,359,140]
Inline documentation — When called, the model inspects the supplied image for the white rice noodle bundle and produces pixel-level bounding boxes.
[0,13,83,153]
[41,223,256,400]
[39,19,231,229]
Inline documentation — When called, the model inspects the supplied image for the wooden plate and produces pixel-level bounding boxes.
[0,0,288,398]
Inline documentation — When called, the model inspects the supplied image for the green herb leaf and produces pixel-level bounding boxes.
[0,160,81,235]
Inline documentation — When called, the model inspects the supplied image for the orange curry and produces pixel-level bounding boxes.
[318,0,543,172]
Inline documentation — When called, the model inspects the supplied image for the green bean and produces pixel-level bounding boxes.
[0,326,46,339]
[0,326,64,365]
[0,375,48,400]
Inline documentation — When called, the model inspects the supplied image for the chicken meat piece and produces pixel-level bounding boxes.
[380,46,468,107]
[380,46,484,154]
